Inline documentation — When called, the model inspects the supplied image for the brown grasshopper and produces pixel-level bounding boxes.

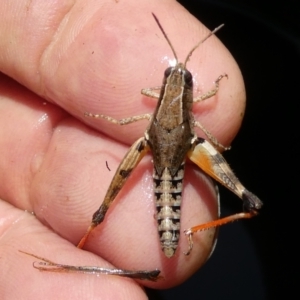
[21,13,262,281]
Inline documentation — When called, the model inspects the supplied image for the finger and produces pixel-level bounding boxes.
[0,0,244,145]
[0,74,218,288]
[0,200,148,300]
[0,0,244,290]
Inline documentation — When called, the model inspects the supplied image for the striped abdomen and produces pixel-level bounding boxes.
[154,163,185,258]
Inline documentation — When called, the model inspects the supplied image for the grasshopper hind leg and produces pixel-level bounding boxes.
[184,137,262,255]
[19,251,161,281]
[77,137,150,249]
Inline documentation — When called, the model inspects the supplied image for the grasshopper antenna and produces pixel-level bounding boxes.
[184,24,224,67]
[152,13,178,63]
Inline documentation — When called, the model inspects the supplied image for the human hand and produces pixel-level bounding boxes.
[0,0,245,299]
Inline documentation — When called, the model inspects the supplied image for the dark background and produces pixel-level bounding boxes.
[146,1,299,299]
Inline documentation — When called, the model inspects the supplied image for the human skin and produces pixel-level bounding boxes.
[0,0,245,299]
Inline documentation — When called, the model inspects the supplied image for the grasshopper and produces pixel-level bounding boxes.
[22,13,262,281]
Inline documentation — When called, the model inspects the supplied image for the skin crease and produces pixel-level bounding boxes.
[0,0,245,299]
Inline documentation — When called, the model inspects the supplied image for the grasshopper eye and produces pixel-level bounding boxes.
[184,70,193,85]
[164,67,173,77]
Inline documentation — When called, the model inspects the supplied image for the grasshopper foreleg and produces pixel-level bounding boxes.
[192,74,230,151]
[193,74,228,103]
[141,86,162,99]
